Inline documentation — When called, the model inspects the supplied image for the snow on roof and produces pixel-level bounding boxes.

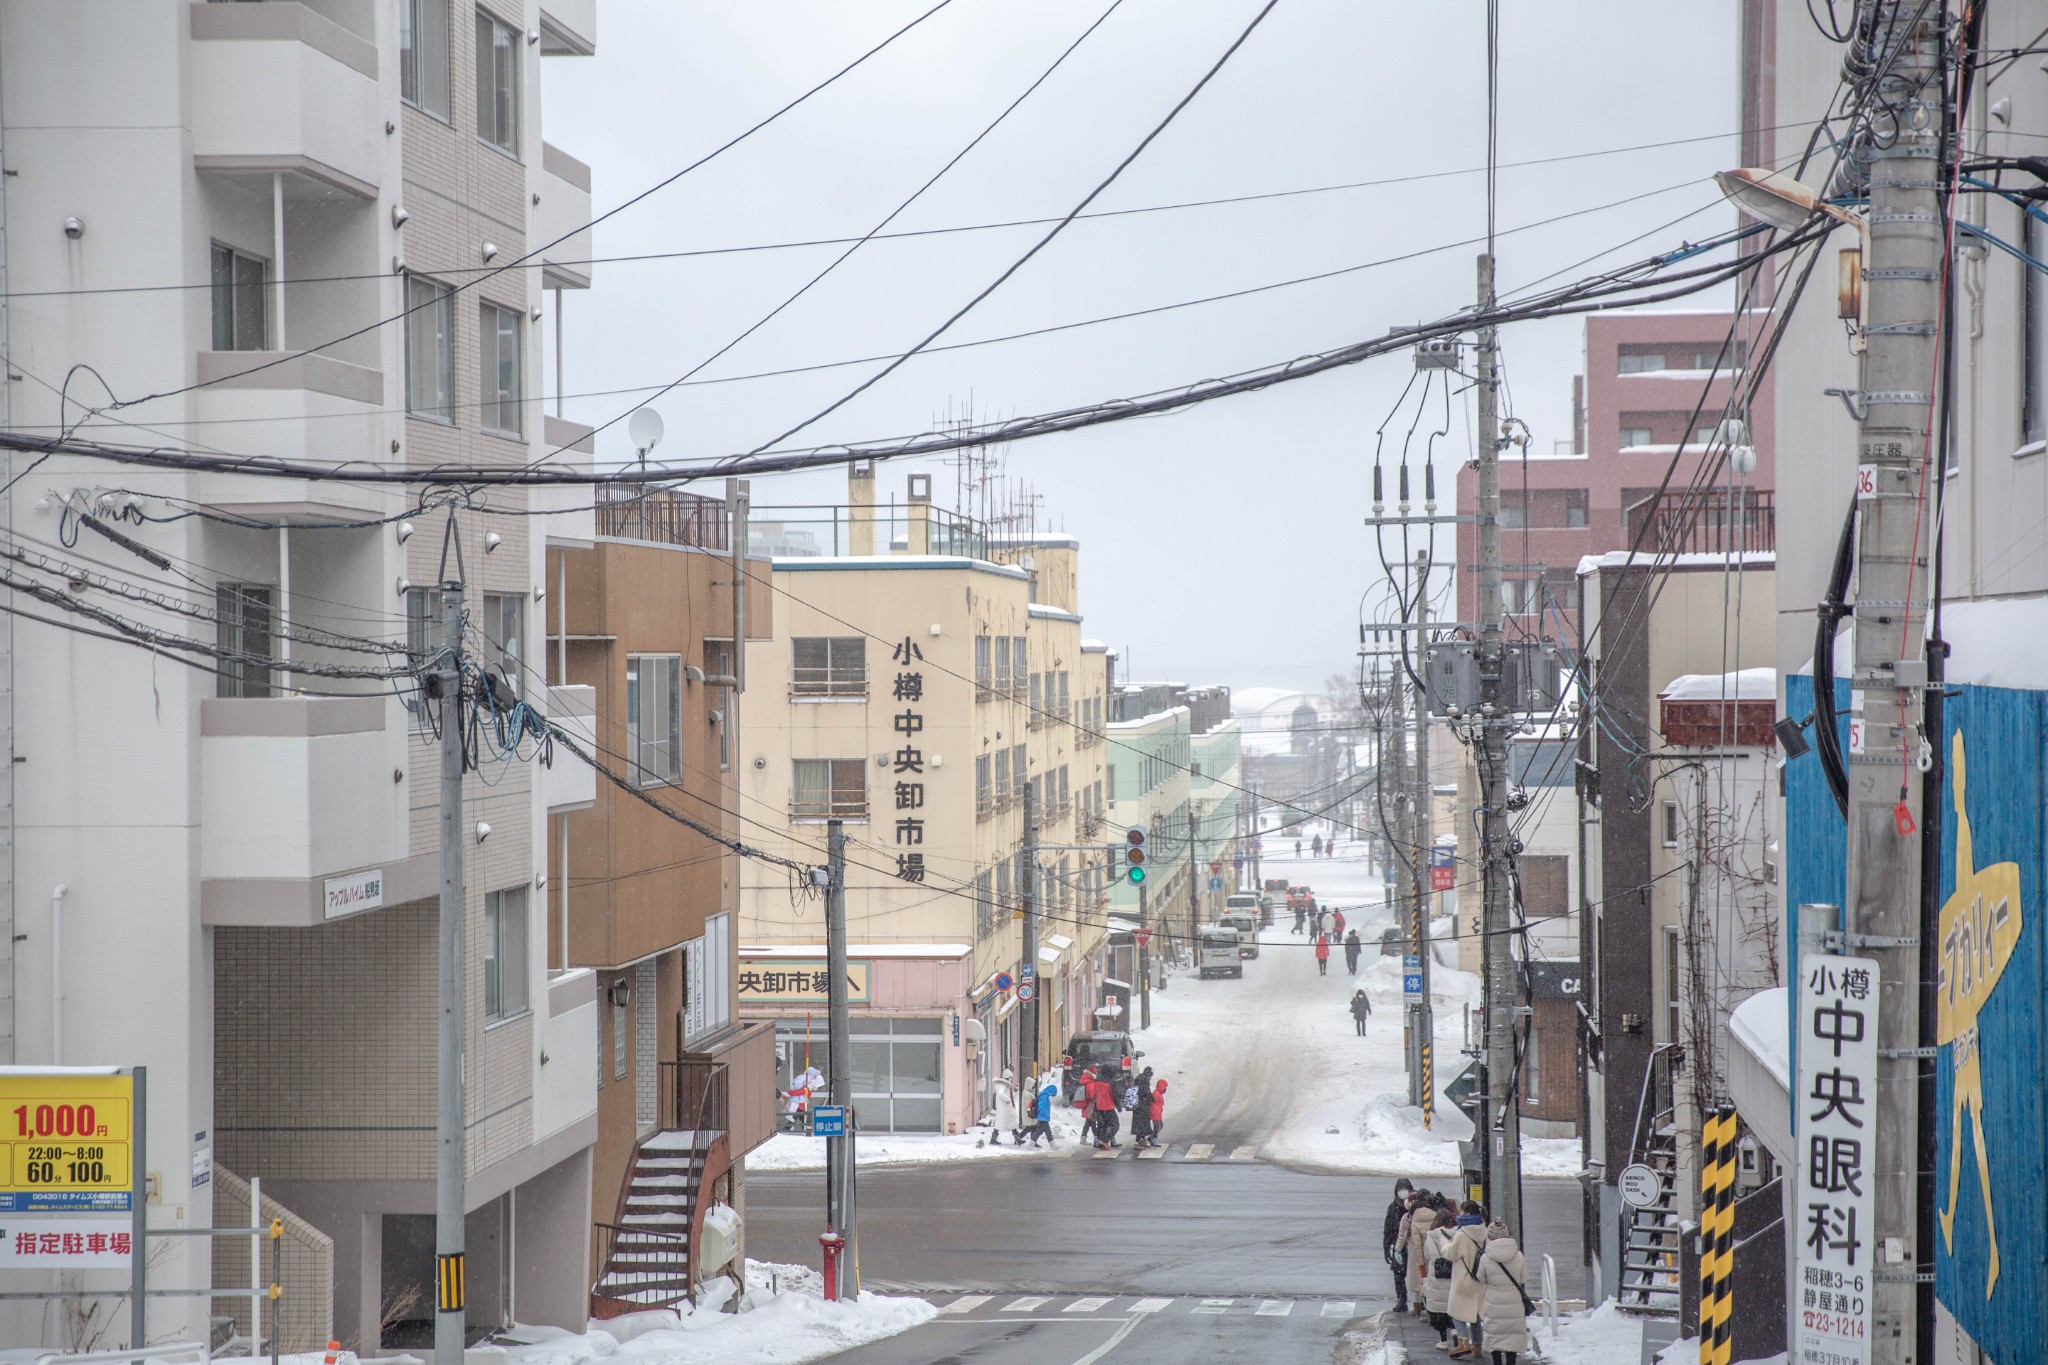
[773,555,1029,581]
[1108,704,1190,729]
[994,533,1081,549]
[1027,603,1082,622]
[1576,549,1775,576]
[1046,934,1075,951]
[1728,987,1789,1089]
[1232,686,1317,714]
[1621,368,1740,382]
[742,943,971,959]
[1662,667,1777,702]
[1081,639,1110,652]
[1038,946,1062,965]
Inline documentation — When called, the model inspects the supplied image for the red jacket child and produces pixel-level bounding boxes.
[1314,934,1331,961]
[1149,1080,1167,1123]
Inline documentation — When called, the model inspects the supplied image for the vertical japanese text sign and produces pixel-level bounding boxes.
[1794,955,1879,1365]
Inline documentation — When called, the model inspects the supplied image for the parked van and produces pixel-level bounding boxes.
[1198,926,1244,979]
[1221,909,1260,959]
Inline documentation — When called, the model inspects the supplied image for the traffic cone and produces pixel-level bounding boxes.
[323,1342,340,1365]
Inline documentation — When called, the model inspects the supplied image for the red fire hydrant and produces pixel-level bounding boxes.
[820,1227,846,1302]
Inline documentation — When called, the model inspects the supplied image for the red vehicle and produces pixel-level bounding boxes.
[1286,886,1314,912]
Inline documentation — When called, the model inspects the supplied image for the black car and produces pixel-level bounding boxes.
[1060,1030,1143,1103]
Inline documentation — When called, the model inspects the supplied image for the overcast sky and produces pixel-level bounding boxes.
[543,2,1742,696]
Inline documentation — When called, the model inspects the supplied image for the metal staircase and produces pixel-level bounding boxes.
[1618,1045,1682,1315]
[591,1059,731,1316]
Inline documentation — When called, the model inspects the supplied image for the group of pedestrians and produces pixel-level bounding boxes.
[1078,1064,1166,1150]
[1380,1178,1531,1363]
[1292,902,1346,939]
[1293,831,1342,858]
[984,1069,1060,1148]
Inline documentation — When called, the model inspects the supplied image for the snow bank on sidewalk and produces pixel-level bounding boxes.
[750,1105,1088,1170]
[486,1260,935,1365]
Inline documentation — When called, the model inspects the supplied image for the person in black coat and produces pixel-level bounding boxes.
[1129,1067,1157,1148]
[1383,1177,1415,1310]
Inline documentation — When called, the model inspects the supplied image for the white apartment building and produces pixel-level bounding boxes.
[1,0,602,1350]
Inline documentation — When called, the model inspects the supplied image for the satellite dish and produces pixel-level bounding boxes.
[628,407,665,458]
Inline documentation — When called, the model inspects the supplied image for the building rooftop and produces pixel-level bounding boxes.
[772,554,1030,581]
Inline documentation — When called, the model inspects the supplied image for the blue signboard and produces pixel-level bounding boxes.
[1786,673,2047,1360]
[1402,953,1423,999]
[811,1105,846,1137]
[1209,876,1223,891]
[0,1191,132,1213]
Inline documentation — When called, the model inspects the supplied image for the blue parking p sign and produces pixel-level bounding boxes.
[811,1105,846,1137]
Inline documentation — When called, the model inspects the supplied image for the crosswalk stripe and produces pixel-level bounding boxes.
[1136,1146,1166,1160]
[1185,1143,1215,1161]
[1320,1300,1356,1318]
[1001,1296,1051,1312]
[1130,1298,1174,1314]
[1228,1145,1259,1161]
[1255,1300,1292,1316]
[1191,1298,1233,1314]
[1092,1147,1121,1160]
[939,1295,991,1314]
[1064,1297,1113,1313]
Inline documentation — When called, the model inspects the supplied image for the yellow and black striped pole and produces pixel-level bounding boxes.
[1698,1104,1737,1365]
[438,1252,466,1316]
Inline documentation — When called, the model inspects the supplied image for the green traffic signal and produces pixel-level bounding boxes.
[1129,864,1146,884]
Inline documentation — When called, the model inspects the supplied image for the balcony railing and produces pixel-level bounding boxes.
[598,488,731,550]
[1622,488,1775,557]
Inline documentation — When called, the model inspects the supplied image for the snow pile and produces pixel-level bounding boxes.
[1662,667,1776,702]
[750,1104,1087,1171]
[488,1260,935,1365]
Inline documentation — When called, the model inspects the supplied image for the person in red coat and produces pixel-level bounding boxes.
[1088,1070,1122,1149]
[1332,908,1347,937]
[1315,932,1331,976]
[1146,1079,1167,1148]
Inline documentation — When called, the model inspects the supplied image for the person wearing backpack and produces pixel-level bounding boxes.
[1422,1208,1457,1346]
[1404,1192,1435,1314]
[1445,1200,1488,1357]
[1477,1219,1532,1364]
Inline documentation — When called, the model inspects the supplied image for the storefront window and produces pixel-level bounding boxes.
[774,1018,944,1133]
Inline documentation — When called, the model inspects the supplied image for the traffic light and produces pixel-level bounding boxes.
[1124,825,1149,884]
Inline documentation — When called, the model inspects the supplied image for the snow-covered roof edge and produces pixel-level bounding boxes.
[1662,667,1776,702]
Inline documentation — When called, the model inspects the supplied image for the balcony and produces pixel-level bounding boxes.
[540,0,598,55]
[189,3,382,201]
[599,488,732,550]
[200,696,422,926]
[1623,488,1775,557]
[541,143,594,289]
[190,352,391,517]
[537,969,600,1141]
[543,686,597,812]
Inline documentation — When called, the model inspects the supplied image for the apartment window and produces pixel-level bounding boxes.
[705,640,734,770]
[2025,209,2048,446]
[1525,1015,1542,1103]
[993,749,1010,806]
[1503,576,1541,615]
[405,586,434,662]
[792,758,866,820]
[483,887,530,1022]
[479,301,523,437]
[1029,672,1043,725]
[1662,800,1681,848]
[1058,671,1070,718]
[475,9,520,156]
[684,913,732,1042]
[208,244,267,351]
[1693,426,1720,448]
[1664,926,1681,1043]
[1618,425,1653,449]
[1559,489,1589,527]
[399,0,451,120]
[1059,766,1070,812]
[975,635,993,698]
[482,592,523,695]
[1011,636,1028,696]
[405,277,455,422]
[1544,569,1581,613]
[1617,348,1667,374]
[793,636,866,697]
[996,862,1012,920]
[612,981,628,1080]
[975,872,993,940]
[215,584,274,699]
[1693,341,1745,371]
[626,654,682,787]
[1106,762,1116,795]
[1012,744,1027,799]
[976,754,992,817]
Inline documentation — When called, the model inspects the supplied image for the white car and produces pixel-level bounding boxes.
[1197,926,1245,979]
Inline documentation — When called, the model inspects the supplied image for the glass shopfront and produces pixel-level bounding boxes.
[774,1016,944,1133]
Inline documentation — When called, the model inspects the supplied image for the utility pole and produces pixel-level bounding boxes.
[1137,879,1151,1028]
[1411,553,1435,1117]
[824,820,856,1289]
[1475,251,1523,1237]
[433,583,467,1365]
[1387,629,1416,1106]
[1850,8,1939,1358]
[1022,780,1040,1084]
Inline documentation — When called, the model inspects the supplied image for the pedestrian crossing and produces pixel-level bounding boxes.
[936,1293,1361,1321]
[1083,1141,1264,1162]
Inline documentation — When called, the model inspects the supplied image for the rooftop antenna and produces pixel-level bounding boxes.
[628,407,665,540]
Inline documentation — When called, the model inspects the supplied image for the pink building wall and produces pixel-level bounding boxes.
[1454,311,1777,638]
